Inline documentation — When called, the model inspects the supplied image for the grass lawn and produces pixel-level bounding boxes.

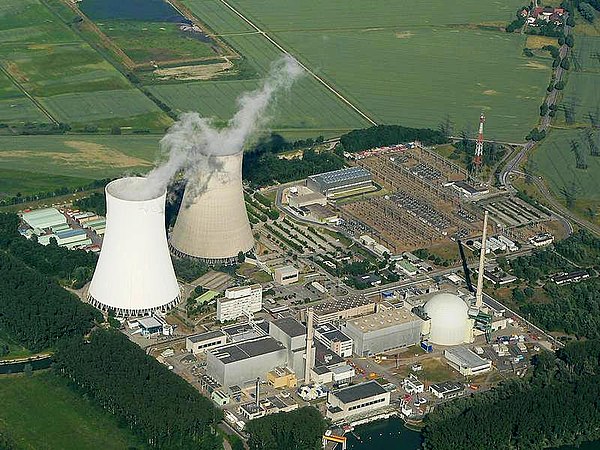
[0,372,143,449]
[0,330,32,360]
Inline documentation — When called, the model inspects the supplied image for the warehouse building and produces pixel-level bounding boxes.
[269,317,310,380]
[444,347,492,377]
[309,295,376,326]
[206,336,287,388]
[307,167,373,198]
[326,381,390,422]
[217,284,262,322]
[273,266,299,285]
[315,323,353,357]
[343,308,423,356]
[21,208,66,230]
[186,330,227,354]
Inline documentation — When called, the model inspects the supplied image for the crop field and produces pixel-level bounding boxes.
[178,0,548,141]
[0,73,45,123]
[0,373,142,449]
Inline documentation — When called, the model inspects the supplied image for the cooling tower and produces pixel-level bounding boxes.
[170,151,254,264]
[87,177,180,317]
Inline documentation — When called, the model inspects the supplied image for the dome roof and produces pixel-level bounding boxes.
[424,293,470,346]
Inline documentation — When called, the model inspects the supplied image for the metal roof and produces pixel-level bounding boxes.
[187,330,226,343]
[308,167,371,186]
[332,381,386,404]
[444,346,490,369]
[210,336,285,365]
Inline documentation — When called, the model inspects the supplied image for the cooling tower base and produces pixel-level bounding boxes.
[87,293,181,318]
[170,242,255,266]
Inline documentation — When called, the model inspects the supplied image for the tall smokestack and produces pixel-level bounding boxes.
[169,151,254,264]
[305,307,314,384]
[87,177,180,316]
[255,377,260,407]
[475,211,489,308]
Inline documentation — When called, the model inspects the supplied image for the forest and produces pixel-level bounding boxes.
[54,329,223,450]
[245,406,327,450]
[73,192,106,216]
[450,137,507,171]
[422,340,600,450]
[339,125,447,152]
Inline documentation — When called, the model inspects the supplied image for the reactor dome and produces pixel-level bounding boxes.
[424,293,471,346]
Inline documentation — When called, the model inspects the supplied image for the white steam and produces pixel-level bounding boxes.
[139,55,303,200]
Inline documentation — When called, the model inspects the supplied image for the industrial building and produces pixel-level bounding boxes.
[170,151,255,264]
[206,336,287,388]
[343,308,423,356]
[186,330,227,354]
[326,381,390,422]
[87,177,180,317]
[21,208,66,230]
[268,317,310,380]
[315,323,353,357]
[217,284,262,322]
[444,347,492,377]
[429,381,465,399]
[267,367,298,389]
[273,265,299,285]
[422,293,473,346]
[309,295,376,326]
[307,167,373,198]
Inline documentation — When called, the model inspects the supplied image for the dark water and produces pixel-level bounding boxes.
[0,356,52,375]
[80,0,184,22]
[347,419,600,450]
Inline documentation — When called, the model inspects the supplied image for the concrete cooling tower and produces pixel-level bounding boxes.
[87,177,180,317]
[170,151,254,264]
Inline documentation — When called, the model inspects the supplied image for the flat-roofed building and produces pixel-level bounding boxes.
[267,367,297,389]
[186,330,228,354]
[444,347,492,377]
[326,381,390,422]
[22,208,66,230]
[217,284,262,322]
[307,167,373,198]
[273,266,299,285]
[429,381,465,399]
[309,295,376,326]
[206,336,287,388]
[269,317,309,380]
[315,323,353,357]
[343,308,423,356]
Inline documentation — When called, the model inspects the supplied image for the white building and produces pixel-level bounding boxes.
[273,266,299,285]
[315,323,353,358]
[186,330,228,354]
[326,381,390,422]
[217,284,262,322]
[429,381,465,399]
[422,293,473,346]
[444,347,492,377]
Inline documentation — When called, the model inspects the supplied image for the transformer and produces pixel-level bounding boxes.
[87,177,180,317]
[170,151,254,264]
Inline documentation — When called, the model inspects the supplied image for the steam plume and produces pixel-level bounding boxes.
[139,55,303,199]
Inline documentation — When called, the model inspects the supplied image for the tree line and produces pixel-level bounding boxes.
[54,329,223,450]
[339,125,448,153]
[422,339,600,450]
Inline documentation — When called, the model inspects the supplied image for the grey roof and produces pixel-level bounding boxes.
[314,295,372,315]
[271,317,306,338]
[445,347,490,369]
[210,337,285,365]
[430,381,464,394]
[308,167,371,187]
[332,381,386,404]
[313,365,331,375]
[314,340,344,367]
[321,329,352,343]
[187,330,226,343]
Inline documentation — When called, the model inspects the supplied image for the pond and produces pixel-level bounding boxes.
[79,0,184,22]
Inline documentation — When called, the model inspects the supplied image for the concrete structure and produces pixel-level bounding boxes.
[326,381,390,422]
[310,295,376,326]
[343,308,422,356]
[217,284,262,322]
[267,367,298,389]
[186,330,227,354]
[423,293,472,346]
[211,390,230,406]
[206,336,287,388]
[87,177,180,316]
[429,381,465,399]
[315,323,353,358]
[273,265,299,285]
[444,347,492,377]
[288,191,327,208]
[170,151,254,264]
[307,167,373,198]
[269,317,310,380]
[137,316,173,336]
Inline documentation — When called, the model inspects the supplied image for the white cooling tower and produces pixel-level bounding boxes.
[170,151,254,264]
[87,177,180,317]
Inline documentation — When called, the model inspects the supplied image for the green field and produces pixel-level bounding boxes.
[178,0,549,141]
[0,372,142,449]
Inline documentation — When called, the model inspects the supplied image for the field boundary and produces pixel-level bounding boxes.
[215,0,377,126]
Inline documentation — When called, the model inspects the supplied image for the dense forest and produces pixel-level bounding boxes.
[422,340,600,450]
[451,137,507,171]
[0,252,101,352]
[339,125,448,152]
[54,329,223,450]
[0,213,98,288]
[72,192,106,216]
[245,406,327,450]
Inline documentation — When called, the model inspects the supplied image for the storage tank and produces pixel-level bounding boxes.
[87,177,180,316]
[424,293,472,346]
[170,151,254,264]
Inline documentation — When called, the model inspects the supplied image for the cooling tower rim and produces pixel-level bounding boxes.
[106,177,165,202]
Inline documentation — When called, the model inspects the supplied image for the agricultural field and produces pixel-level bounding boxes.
[0,0,170,129]
[0,71,46,123]
[180,0,550,141]
[0,373,142,449]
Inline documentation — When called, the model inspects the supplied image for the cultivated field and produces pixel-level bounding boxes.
[0,373,142,449]
[179,0,550,141]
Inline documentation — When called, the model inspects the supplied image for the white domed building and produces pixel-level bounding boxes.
[423,293,473,346]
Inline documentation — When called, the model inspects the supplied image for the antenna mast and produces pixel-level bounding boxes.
[472,113,485,174]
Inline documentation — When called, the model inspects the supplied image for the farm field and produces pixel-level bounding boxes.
[180,0,550,141]
[0,373,142,449]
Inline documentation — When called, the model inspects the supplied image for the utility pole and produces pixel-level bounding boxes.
[472,113,486,175]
